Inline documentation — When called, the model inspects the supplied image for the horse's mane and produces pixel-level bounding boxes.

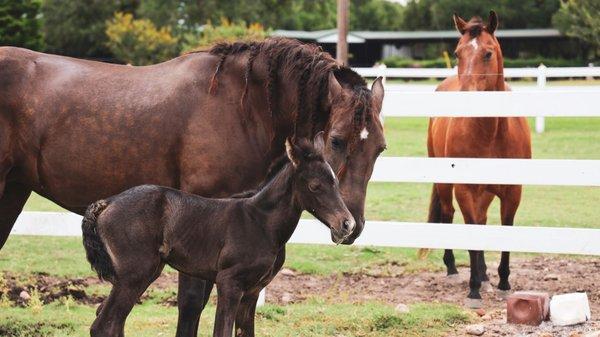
[204,37,372,144]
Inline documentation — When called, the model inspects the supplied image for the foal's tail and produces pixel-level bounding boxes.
[82,200,115,281]
[417,185,441,260]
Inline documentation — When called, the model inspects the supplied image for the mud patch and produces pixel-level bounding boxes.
[0,272,102,306]
[0,321,75,337]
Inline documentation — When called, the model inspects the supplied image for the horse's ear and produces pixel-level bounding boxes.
[453,13,467,35]
[328,72,343,103]
[313,131,325,154]
[371,77,384,115]
[487,10,498,35]
[285,138,300,168]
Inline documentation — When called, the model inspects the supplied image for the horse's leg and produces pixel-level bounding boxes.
[92,262,164,337]
[0,181,32,249]
[497,186,522,298]
[476,192,495,292]
[454,184,484,308]
[234,290,260,337]
[435,184,458,277]
[213,278,243,337]
[176,274,214,337]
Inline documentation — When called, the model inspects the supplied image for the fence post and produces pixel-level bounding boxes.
[536,64,547,133]
[257,288,266,307]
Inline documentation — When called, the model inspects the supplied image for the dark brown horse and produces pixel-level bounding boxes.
[426,12,531,308]
[0,38,386,335]
[82,135,351,337]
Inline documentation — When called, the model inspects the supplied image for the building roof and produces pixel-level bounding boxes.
[271,28,562,43]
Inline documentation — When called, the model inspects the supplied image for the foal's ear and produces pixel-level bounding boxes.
[453,13,467,35]
[285,138,300,168]
[487,10,498,35]
[371,77,384,114]
[328,72,343,103]
[313,131,325,154]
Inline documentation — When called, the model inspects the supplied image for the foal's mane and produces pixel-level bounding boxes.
[203,37,372,143]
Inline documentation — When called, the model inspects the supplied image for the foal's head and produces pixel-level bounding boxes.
[453,11,504,91]
[286,133,355,244]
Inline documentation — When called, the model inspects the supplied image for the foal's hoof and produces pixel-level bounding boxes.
[465,298,484,309]
[446,274,461,284]
[481,281,494,293]
[496,289,511,300]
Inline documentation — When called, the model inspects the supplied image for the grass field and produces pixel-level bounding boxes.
[4,114,599,336]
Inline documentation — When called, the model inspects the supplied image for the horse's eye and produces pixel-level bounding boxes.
[331,137,345,151]
[308,181,321,193]
[453,51,459,58]
[484,51,493,60]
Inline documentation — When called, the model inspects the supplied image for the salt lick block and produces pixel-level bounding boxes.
[550,292,591,326]
[507,291,550,325]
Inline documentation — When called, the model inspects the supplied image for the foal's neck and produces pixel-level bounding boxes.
[250,163,302,246]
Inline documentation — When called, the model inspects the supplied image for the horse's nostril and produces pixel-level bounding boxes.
[342,220,351,232]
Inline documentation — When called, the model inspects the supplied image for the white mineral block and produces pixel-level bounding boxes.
[550,292,591,326]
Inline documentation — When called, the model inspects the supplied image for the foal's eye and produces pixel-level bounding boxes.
[331,137,345,151]
[453,51,459,58]
[484,51,493,60]
[308,181,321,193]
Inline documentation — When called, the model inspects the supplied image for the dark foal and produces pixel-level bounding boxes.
[82,134,354,337]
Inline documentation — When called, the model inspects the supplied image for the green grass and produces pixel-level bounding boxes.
[0,299,470,337]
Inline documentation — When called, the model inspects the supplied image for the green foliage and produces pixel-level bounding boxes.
[182,19,268,52]
[136,0,202,35]
[381,56,587,68]
[41,0,123,57]
[105,12,179,65]
[0,0,43,50]
[552,0,600,58]
[402,0,560,30]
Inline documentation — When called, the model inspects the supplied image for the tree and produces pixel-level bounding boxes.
[42,0,123,57]
[0,0,43,50]
[553,0,600,58]
[401,0,560,30]
[105,12,179,65]
[182,19,268,52]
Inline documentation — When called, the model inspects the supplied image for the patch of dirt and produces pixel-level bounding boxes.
[0,272,103,306]
[264,255,600,337]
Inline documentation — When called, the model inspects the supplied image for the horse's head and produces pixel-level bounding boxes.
[286,133,355,244]
[453,11,504,91]
[324,71,386,244]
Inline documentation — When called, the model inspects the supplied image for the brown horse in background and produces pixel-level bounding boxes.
[0,38,386,336]
[426,11,531,308]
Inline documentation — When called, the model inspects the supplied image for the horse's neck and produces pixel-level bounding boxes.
[250,164,302,246]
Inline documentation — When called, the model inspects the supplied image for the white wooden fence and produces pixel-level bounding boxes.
[355,65,600,133]
[9,78,600,305]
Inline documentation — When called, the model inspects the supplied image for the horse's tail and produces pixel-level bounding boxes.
[82,200,115,281]
[417,185,441,260]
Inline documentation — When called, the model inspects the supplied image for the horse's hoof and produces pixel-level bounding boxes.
[446,274,461,284]
[465,298,484,309]
[481,281,494,293]
[496,289,511,300]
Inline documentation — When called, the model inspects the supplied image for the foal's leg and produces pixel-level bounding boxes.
[176,274,214,337]
[0,181,31,249]
[497,186,522,297]
[213,278,243,337]
[92,260,164,336]
[234,290,260,337]
[454,184,484,308]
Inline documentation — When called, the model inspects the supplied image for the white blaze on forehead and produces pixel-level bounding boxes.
[469,38,479,50]
[360,127,369,140]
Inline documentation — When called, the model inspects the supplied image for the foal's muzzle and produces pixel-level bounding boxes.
[331,218,356,244]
